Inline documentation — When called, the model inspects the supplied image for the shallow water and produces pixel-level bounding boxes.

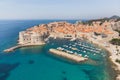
[0,20,116,80]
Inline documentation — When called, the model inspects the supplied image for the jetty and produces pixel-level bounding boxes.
[49,49,88,62]
[3,45,25,52]
[3,42,46,53]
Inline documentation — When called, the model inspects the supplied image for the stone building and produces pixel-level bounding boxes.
[19,31,45,45]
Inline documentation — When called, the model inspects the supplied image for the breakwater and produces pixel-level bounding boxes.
[49,48,88,63]
[3,43,45,52]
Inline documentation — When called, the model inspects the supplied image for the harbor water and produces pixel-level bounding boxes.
[0,20,116,80]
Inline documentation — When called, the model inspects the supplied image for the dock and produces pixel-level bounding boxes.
[49,49,88,63]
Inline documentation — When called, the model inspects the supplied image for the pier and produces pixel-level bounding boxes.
[3,43,46,53]
[3,45,24,52]
[49,49,88,62]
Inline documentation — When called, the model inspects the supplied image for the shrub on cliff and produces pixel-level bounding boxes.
[110,38,120,46]
[115,59,120,64]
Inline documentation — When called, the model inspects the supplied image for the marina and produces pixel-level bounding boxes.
[62,42,101,55]
[0,20,118,80]
[0,0,120,79]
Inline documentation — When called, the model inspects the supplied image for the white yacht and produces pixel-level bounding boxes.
[74,52,78,55]
[78,54,82,56]
[84,55,89,58]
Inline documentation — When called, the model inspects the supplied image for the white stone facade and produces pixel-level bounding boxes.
[19,31,44,45]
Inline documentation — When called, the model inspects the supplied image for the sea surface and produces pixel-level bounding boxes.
[0,20,116,80]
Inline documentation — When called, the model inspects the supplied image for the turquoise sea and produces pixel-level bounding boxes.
[0,20,116,80]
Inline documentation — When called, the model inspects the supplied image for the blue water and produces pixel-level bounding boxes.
[0,20,116,80]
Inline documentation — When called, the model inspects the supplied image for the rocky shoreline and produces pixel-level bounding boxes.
[88,37,120,80]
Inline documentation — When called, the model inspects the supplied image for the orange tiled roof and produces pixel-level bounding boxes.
[26,21,113,35]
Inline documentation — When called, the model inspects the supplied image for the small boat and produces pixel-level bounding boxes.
[71,47,78,50]
[72,45,76,47]
[66,45,68,47]
[57,47,64,51]
[90,49,93,51]
[74,52,78,55]
[78,54,82,56]
[84,55,89,58]
[63,45,66,47]
[102,54,106,57]
[57,47,61,50]
[83,50,86,53]
[75,43,78,45]
[66,50,71,53]
[95,51,100,53]
[69,51,74,54]
[69,46,72,48]
[63,45,68,48]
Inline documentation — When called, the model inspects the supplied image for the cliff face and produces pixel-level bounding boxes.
[111,21,120,31]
